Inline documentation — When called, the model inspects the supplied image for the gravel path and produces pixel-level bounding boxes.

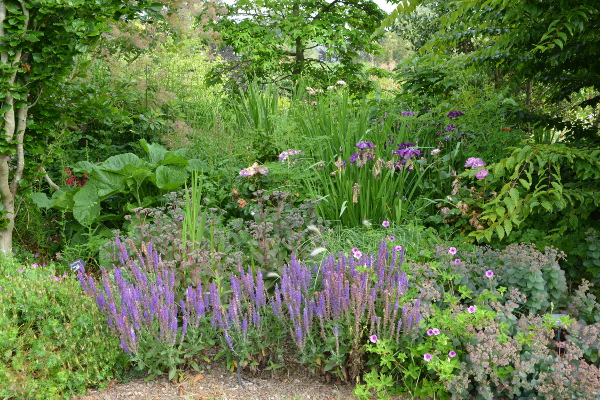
[74,362,359,400]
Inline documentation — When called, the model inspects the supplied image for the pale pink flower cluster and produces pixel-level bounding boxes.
[465,157,489,180]
[239,162,268,177]
[279,149,302,163]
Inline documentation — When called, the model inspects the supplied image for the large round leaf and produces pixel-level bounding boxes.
[155,165,188,190]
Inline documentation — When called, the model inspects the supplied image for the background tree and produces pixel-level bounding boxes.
[204,0,386,91]
[0,0,168,254]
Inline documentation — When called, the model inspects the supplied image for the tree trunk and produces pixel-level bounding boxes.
[0,1,29,254]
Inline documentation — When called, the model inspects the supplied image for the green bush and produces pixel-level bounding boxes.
[0,258,130,400]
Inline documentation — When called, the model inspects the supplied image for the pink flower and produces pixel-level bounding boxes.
[424,353,432,361]
[468,306,477,314]
[32,263,38,267]
[485,270,494,278]
[432,328,440,335]
[352,247,359,253]
[18,270,23,273]
[394,245,403,252]
[34,253,39,258]
[475,168,489,180]
[465,157,486,169]
[454,258,461,264]
[382,220,390,227]
[449,351,457,358]
[353,251,362,259]
[431,149,441,155]
[388,236,395,242]
[369,335,378,343]
[448,247,457,255]
[427,329,434,336]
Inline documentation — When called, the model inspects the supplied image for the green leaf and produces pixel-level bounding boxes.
[30,192,53,209]
[73,183,101,226]
[102,153,142,173]
[154,166,188,190]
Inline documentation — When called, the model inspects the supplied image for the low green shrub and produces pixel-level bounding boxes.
[0,258,130,400]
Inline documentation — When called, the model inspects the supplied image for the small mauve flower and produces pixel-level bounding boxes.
[388,236,395,242]
[475,168,489,180]
[54,277,60,281]
[449,351,457,358]
[369,335,378,343]
[485,270,494,278]
[424,353,432,361]
[431,149,441,155]
[32,263,38,267]
[34,253,39,258]
[453,259,461,264]
[382,220,390,227]
[432,328,440,335]
[468,305,477,314]
[18,270,23,273]
[353,251,362,259]
[394,245,403,252]
[448,247,457,255]
[427,329,434,336]
[352,247,359,253]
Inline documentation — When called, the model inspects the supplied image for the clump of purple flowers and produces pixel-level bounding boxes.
[349,141,376,166]
[401,111,415,116]
[393,142,423,170]
[447,110,465,119]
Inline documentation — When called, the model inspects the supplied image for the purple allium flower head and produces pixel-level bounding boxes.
[369,334,378,343]
[449,350,457,358]
[424,353,432,361]
[464,157,486,169]
[485,270,494,278]
[427,329,434,336]
[432,328,440,335]
[382,220,390,227]
[448,247,457,255]
[468,305,477,314]
[475,168,489,180]
[447,110,464,119]
[454,258,461,264]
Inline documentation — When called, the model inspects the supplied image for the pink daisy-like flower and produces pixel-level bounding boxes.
[485,270,494,278]
[382,220,390,227]
[353,251,362,259]
[352,247,359,253]
[468,306,477,314]
[427,329,434,336]
[453,258,461,264]
[394,245,403,252]
[424,353,432,361]
[449,351,457,358]
[432,328,440,335]
[388,236,395,242]
[448,247,457,255]
[369,335,378,343]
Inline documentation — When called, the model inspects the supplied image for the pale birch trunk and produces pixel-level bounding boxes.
[0,1,29,254]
